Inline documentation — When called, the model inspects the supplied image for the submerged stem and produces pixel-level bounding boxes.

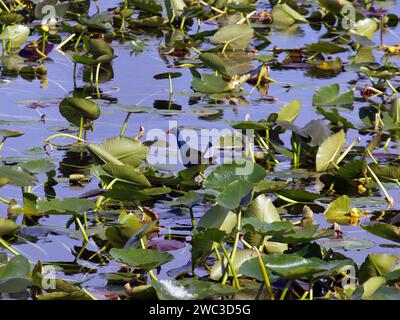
[95,63,101,98]
[367,165,394,205]
[120,113,132,138]
[78,116,84,140]
[75,217,89,243]
[140,238,158,282]
[220,243,241,289]
[0,237,19,255]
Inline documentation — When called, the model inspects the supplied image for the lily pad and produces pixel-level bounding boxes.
[110,248,174,270]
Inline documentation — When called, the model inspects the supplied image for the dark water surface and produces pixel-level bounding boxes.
[0,0,399,298]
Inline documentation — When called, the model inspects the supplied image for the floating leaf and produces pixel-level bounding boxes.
[241,254,353,280]
[313,84,354,107]
[101,163,151,186]
[324,195,351,220]
[0,255,31,294]
[277,99,302,123]
[362,223,400,243]
[321,238,375,251]
[20,159,56,175]
[276,189,321,203]
[0,24,29,49]
[0,217,18,237]
[369,163,400,180]
[87,137,148,167]
[0,166,38,187]
[210,249,259,281]
[359,254,399,284]
[37,198,96,215]
[110,248,174,270]
[242,218,293,236]
[205,161,266,190]
[391,97,400,125]
[216,180,253,209]
[211,24,254,50]
[165,0,186,20]
[271,4,307,26]
[271,224,333,244]
[152,279,236,300]
[316,130,346,172]
[197,205,237,234]
[59,97,100,126]
[350,18,378,40]
[242,195,280,222]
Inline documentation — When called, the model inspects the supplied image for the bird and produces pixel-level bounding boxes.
[166,127,216,168]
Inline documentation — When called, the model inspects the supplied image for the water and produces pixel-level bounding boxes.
[0,0,399,298]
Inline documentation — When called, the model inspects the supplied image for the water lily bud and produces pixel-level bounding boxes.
[349,207,360,218]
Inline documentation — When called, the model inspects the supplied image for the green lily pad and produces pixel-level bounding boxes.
[277,99,302,123]
[316,130,346,172]
[241,254,353,280]
[324,195,351,221]
[362,223,400,243]
[110,248,174,270]
[205,161,266,190]
[271,4,307,26]
[321,238,375,251]
[152,279,236,300]
[59,97,100,126]
[312,84,354,107]
[211,24,254,50]
[0,217,18,237]
[87,137,148,167]
[0,166,38,187]
[37,198,96,215]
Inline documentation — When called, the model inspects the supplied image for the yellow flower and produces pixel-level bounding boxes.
[349,207,360,218]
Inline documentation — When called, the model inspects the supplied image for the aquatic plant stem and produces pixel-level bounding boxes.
[222,210,241,285]
[280,281,292,300]
[76,217,89,243]
[256,247,274,300]
[168,74,173,96]
[336,137,361,166]
[96,63,102,98]
[0,0,10,12]
[82,287,97,300]
[0,237,19,255]
[78,116,84,140]
[83,212,89,230]
[189,206,196,229]
[179,16,186,30]
[140,238,158,282]
[386,79,398,93]
[220,243,241,289]
[120,113,132,137]
[213,244,222,262]
[309,281,314,300]
[367,165,394,205]
[73,63,77,88]
[56,33,76,51]
[199,1,225,14]
[0,196,10,205]
[241,237,274,300]
[96,179,118,208]
[45,133,86,144]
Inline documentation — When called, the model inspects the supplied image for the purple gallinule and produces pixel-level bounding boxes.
[166,127,215,168]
